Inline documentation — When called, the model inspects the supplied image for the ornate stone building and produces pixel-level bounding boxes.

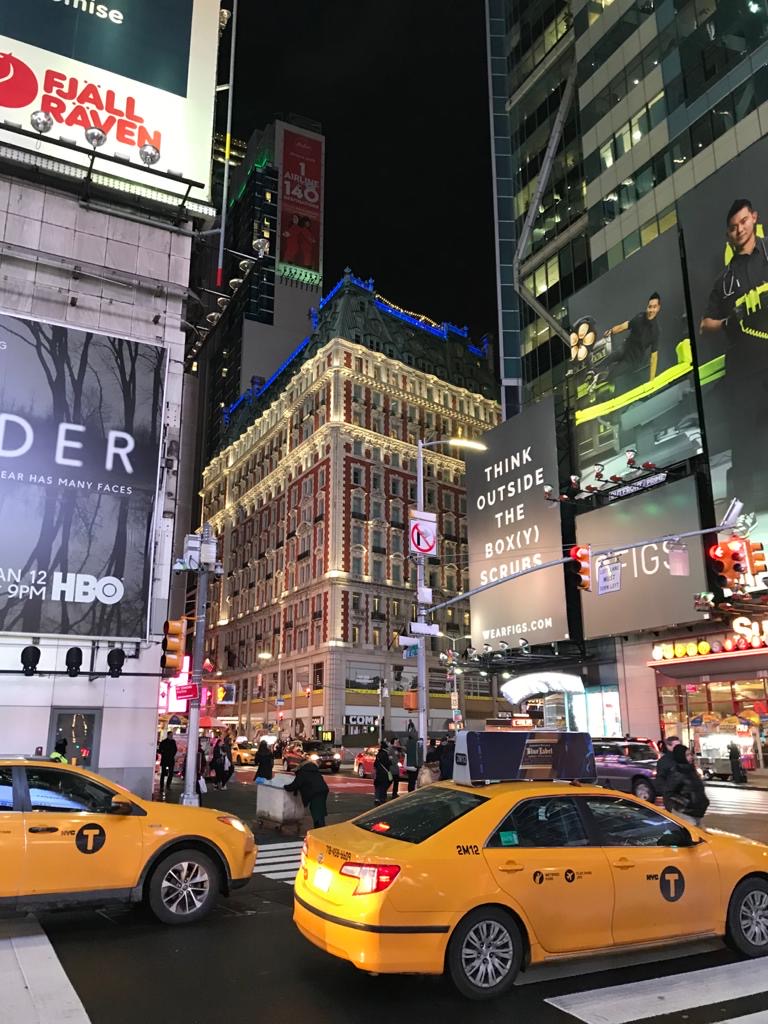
[199,271,500,743]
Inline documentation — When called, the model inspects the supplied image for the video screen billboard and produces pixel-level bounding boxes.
[0,315,166,639]
[678,136,768,589]
[464,396,569,647]
[0,0,219,199]
[277,122,324,281]
[567,230,702,490]
[575,477,708,638]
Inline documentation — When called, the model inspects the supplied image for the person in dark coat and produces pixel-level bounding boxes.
[211,741,228,790]
[284,757,329,827]
[667,744,709,826]
[729,742,746,784]
[425,739,441,764]
[54,737,68,759]
[389,738,403,798]
[373,741,392,806]
[439,738,455,781]
[222,735,235,786]
[405,730,420,792]
[656,735,680,810]
[254,739,274,782]
[158,732,177,793]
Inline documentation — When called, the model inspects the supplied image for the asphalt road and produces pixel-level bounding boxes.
[31,778,768,1024]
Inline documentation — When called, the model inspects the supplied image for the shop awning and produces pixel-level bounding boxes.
[649,648,768,679]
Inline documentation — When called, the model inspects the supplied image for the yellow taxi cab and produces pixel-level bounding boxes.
[293,736,768,1000]
[0,756,256,924]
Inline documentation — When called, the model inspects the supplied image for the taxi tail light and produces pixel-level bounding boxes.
[340,862,401,895]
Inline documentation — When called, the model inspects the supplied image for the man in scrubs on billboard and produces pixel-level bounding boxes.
[700,199,768,514]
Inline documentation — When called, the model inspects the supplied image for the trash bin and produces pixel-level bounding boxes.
[255,774,305,831]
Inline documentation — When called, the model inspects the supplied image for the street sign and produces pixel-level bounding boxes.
[174,682,199,701]
[597,560,622,595]
[450,690,459,710]
[276,698,285,707]
[409,510,439,556]
[409,622,441,636]
[402,645,419,659]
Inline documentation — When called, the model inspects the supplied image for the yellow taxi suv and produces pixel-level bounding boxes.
[0,757,256,924]
[293,731,768,1000]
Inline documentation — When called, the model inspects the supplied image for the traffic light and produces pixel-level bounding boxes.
[708,543,728,589]
[568,545,592,591]
[107,648,125,678]
[65,647,83,677]
[20,645,41,676]
[746,541,766,577]
[724,537,747,586]
[161,618,187,672]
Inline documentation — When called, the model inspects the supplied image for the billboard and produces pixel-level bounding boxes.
[575,477,708,638]
[678,136,768,589]
[464,396,569,647]
[567,230,701,490]
[0,314,166,639]
[276,121,324,281]
[0,0,219,199]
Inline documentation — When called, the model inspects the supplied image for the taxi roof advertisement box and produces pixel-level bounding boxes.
[0,0,220,199]
[464,395,569,647]
[0,314,166,640]
[575,477,708,639]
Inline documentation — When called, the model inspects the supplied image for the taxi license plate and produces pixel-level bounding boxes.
[313,865,333,893]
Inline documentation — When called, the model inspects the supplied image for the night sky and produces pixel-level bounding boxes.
[225,0,498,341]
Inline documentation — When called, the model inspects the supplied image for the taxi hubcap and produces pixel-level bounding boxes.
[161,861,210,915]
[461,920,515,988]
[740,890,768,946]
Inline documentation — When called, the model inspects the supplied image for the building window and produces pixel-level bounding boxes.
[352,524,364,546]
[372,627,381,646]
[352,591,362,612]
[372,558,384,583]
[352,625,360,645]
[352,466,363,486]
[352,494,364,515]
[352,556,363,577]
[372,499,383,519]
[391,563,402,585]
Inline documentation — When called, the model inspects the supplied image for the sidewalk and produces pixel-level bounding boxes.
[706,774,768,791]
[0,916,89,1024]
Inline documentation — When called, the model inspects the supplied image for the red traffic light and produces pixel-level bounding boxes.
[568,545,591,591]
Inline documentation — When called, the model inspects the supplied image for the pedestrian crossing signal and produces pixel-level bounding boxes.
[568,545,592,591]
[161,619,187,672]
[747,541,766,577]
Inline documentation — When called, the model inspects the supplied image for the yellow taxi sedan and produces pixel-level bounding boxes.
[0,757,255,924]
[294,780,768,999]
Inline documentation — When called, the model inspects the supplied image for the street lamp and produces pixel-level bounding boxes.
[256,651,272,737]
[414,436,487,753]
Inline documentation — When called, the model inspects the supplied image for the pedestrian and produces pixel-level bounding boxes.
[222,734,235,786]
[667,745,709,826]
[656,735,680,810]
[274,737,284,760]
[254,739,274,782]
[389,737,403,798]
[439,737,455,781]
[405,729,420,792]
[284,755,329,828]
[425,738,441,764]
[54,736,68,759]
[373,741,392,806]
[729,742,747,784]
[211,741,227,790]
[158,731,177,794]
[196,745,207,802]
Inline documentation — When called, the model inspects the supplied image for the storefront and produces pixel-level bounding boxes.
[499,672,622,737]
[650,619,768,772]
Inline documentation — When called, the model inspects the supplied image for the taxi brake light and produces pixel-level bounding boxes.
[340,862,401,895]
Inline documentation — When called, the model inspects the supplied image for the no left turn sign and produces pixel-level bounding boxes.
[410,520,436,555]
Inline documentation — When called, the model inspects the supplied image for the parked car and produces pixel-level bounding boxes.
[592,739,659,801]
[353,746,407,779]
[283,740,341,773]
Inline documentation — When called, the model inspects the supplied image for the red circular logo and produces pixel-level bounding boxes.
[0,53,39,109]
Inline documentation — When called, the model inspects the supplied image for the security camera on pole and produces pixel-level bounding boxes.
[173,523,223,808]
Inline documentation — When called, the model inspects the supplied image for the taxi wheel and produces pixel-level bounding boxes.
[447,907,523,1000]
[147,849,219,925]
[726,878,768,956]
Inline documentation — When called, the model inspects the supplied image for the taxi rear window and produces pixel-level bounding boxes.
[354,787,487,844]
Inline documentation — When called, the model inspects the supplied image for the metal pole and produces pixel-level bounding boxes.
[215,0,238,288]
[416,439,428,755]
[181,523,212,806]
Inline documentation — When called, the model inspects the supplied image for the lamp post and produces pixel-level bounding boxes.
[257,651,272,735]
[414,437,486,753]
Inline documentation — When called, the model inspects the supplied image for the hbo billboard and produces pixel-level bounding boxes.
[0,314,165,640]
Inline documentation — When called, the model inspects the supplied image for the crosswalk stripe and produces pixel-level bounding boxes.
[257,841,304,851]
[717,1013,768,1024]
[546,959,767,1024]
[252,861,301,873]
[252,841,303,883]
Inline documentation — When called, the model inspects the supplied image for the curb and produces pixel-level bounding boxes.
[705,780,768,791]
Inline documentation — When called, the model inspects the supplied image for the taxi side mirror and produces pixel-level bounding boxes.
[658,826,694,847]
[109,795,134,815]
